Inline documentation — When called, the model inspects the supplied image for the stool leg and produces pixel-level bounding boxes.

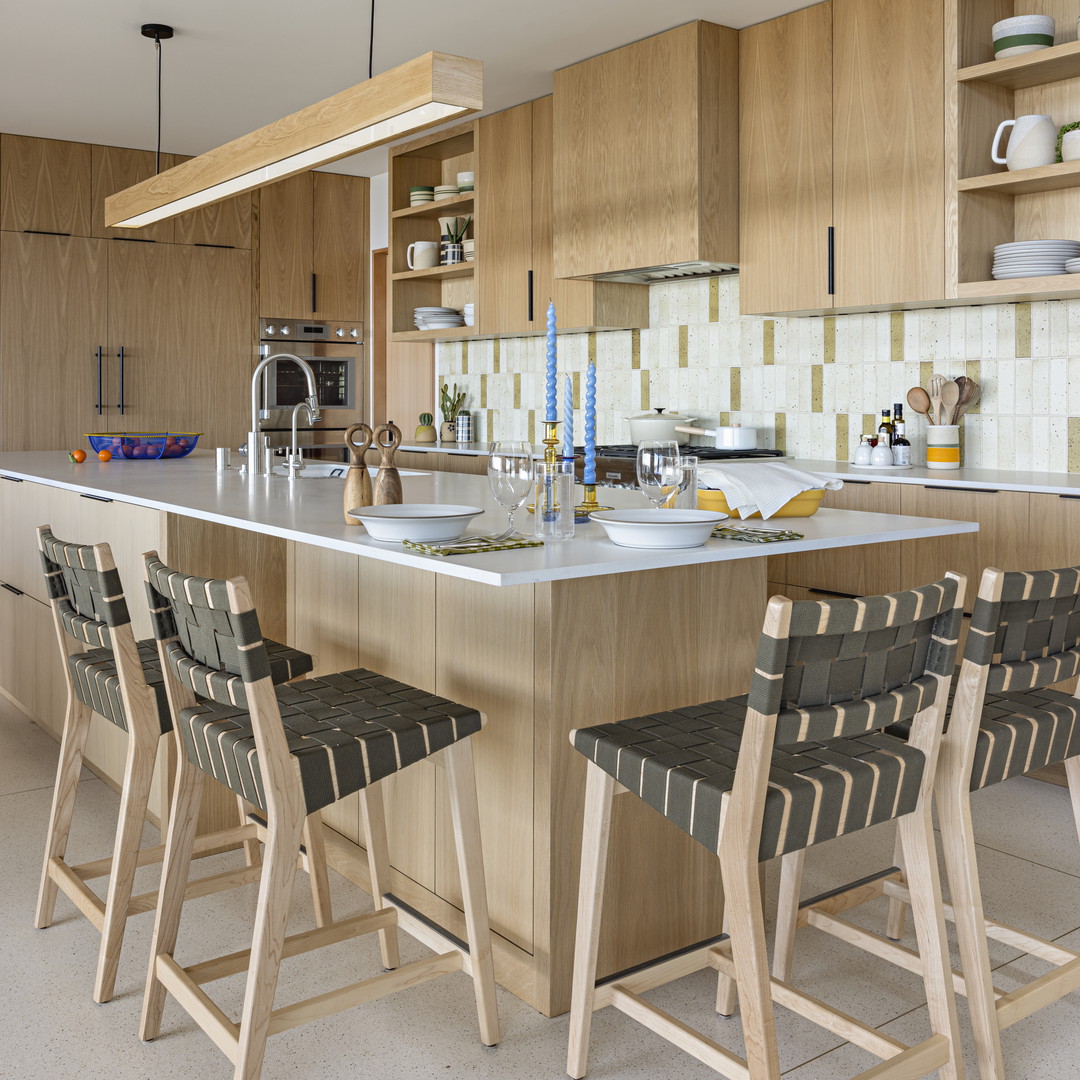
[715,905,738,1016]
[237,796,262,865]
[140,754,205,1042]
[771,848,805,982]
[885,828,909,940]
[302,811,333,928]
[444,739,500,1048]
[1064,756,1080,847]
[358,786,400,970]
[935,783,1004,1080]
[35,694,92,929]
[898,804,966,1080]
[234,805,305,1080]
[93,725,158,1003]
[567,763,615,1080]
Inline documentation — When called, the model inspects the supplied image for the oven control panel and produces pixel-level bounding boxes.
[260,319,362,343]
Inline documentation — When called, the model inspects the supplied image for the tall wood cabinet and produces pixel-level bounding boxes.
[0,134,93,236]
[740,0,945,315]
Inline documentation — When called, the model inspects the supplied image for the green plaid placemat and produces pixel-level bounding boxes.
[402,536,545,557]
[713,525,805,543]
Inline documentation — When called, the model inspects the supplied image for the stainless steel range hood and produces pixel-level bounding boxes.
[581,260,739,285]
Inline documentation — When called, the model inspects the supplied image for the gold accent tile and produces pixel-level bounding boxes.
[631,329,641,370]
[1070,417,1080,472]
[528,408,536,443]
[730,369,741,411]
[480,373,488,409]
[835,413,849,461]
[919,360,934,392]
[863,413,876,439]
[763,320,775,365]
[572,370,581,408]
[709,278,720,322]
[890,311,905,362]
[641,370,650,410]
[774,412,787,454]
[823,316,836,364]
[461,341,469,374]
[486,408,494,440]
[513,373,521,409]
[1015,302,1031,357]
[493,338,501,374]
[719,412,731,426]
[588,332,597,367]
[679,325,689,368]
[811,365,823,413]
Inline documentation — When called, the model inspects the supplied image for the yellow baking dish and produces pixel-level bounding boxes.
[697,488,826,518]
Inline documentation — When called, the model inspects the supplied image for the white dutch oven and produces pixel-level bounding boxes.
[625,408,697,444]
[675,423,758,450]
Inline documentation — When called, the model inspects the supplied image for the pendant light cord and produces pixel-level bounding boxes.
[368,0,376,79]
[155,33,163,174]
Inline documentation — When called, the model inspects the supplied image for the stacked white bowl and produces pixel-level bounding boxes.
[414,306,465,330]
[463,303,475,327]
[992,15,1055,59]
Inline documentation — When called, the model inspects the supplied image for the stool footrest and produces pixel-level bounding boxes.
[128,862,263,916]
[996,955,1080,1030]
[156,954,240,1063]
[591,937,726,1010]
[47,857,105,931]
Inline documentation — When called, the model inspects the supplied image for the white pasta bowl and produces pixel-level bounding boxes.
[349,504,483,542]
[590,509,728,549]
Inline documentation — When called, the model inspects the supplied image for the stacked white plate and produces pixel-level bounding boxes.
[1067,258,1080,275]
[414,305,465,330]
[992,240,1080,279]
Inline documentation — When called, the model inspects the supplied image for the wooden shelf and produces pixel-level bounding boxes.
[956,273,1080,300]
[391,326,476,342]
[391,263,475,282]
[958,39,1080,90]
[958,159,1080,196]
[392,194,474,220]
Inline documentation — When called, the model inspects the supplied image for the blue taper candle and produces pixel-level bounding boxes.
[563,375,574,459]
[583,362,597,485]
[545,302,557,422]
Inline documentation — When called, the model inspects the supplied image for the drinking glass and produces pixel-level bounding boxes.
[636,440,682,510]
[487,442,535,539]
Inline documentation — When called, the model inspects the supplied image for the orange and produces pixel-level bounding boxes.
[69,449,87,463]
[97,449,112,462]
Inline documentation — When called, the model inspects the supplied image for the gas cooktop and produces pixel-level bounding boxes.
[573,445,784,489]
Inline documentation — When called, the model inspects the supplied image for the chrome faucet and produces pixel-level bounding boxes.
[283,401,316,480]
[246,353,321,477]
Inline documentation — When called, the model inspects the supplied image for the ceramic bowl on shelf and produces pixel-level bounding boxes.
[349,504,483,543]
[590,509,727,549]
[992,14,1055,58]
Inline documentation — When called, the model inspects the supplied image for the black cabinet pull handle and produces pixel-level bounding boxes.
[1059,494,1080,501]
[808,586,859,600]
[79,493,113,503]
[96,346,103,415]
[117,346,125,414]
[311,272,318,314]
[827,226,835,296]
[922,485,997,494]
[24,228,71,237]
[1,475,24,483]
[1,582,24,597]
[843,479,871,485]
[527,270,534,322]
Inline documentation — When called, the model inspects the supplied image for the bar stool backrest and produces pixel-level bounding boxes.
[752,578,965,746]
[144,553,272,709]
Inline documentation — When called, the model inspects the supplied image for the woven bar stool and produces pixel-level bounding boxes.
[568,575,966,1080]
[772,565,1080,1080]
[139,553,499,1080]
[33,526,322,1004]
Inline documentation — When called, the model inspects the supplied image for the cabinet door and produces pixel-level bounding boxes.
[898,486,1030,608]
[109,243,252,449]
[0,134,92,236]
[167,154,252,249]
[833,0,945,306]
[739,3,834,315]
[258,172,314,317]
[91,145,174,243]
[1022,494,1080,571]
[0,232,108,450]
[477,103,534,334]
[312,173,368,322]
[768,480,904,596]
[0,585,65,735]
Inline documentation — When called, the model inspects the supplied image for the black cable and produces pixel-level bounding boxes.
[368,0,375,79]
[155,33,162,173]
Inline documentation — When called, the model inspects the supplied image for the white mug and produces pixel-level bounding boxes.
[406,241,439,270]
[991,114,1057,171]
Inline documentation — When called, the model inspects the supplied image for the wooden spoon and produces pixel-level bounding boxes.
[928,374,946,426]
[906,386,933,423]
[939,379,960,425]
[954,376,979,419]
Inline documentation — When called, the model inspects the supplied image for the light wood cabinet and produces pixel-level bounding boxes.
[553,21,739,281]
[91,145,174,243]
[1028,493,1080,568]
[740,0,945,314]
[258,171,368,321]
[165,153,251,249]
[0,134,92,236]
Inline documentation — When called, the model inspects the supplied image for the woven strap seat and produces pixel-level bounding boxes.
[69,638,315,734]
[573,694,925,863]
[176,668,483,815]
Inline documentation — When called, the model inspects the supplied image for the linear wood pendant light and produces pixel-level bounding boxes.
[105,51,482,228]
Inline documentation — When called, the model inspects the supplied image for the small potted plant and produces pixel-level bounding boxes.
[440,382,466,442]
[414,412,437,443]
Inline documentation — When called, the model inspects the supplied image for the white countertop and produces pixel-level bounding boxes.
[0,451,978,588]
[794,460,1080,497]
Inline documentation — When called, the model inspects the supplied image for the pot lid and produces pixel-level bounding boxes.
[625,407,693,421]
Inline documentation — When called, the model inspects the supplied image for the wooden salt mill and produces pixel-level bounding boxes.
[343,423,373,524]
[372,422,403,505]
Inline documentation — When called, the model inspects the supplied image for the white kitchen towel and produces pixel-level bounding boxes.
[697,462,843,520]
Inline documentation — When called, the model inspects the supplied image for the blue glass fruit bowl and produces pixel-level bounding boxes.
[85,432,202,460]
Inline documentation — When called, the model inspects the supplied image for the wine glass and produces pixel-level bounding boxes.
[636,440,682,511]
[487,442,535,539]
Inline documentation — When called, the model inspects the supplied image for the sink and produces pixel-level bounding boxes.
[272,462,428,480]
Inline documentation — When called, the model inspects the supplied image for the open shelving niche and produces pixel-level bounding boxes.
[952,0,1080,300]
[388,122,477,342]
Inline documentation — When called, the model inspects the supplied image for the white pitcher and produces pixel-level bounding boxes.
[991,114,1057,171]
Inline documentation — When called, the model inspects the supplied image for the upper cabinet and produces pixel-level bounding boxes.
[740,0,945,315]
[91,145,175,243]
[258,171,368,321]
[0,134,92,236]
[552,21,739,280]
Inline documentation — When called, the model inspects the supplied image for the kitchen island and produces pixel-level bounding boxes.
[0,452,977,1015]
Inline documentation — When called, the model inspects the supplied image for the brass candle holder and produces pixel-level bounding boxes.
[575,482,612,518]
[541,419,560,467]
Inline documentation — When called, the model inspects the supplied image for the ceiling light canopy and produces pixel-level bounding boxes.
[105,51,482,228]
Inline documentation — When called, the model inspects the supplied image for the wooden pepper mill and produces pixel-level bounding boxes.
[372,422,403,505]
[343,423,373,524]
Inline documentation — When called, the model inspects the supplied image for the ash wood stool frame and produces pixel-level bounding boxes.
[139,553,499,1080]
[771,565,1080,1080]
[33,525,324,1004]
[568,575,967,1080]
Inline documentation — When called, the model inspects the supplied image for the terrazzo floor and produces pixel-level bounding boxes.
[3,692,1079,1079]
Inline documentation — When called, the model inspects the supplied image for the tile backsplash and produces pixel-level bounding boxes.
[435,276,1080,473]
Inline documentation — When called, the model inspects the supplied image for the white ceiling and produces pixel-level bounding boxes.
[0,0,816,177]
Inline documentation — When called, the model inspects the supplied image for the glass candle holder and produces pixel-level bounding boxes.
[533,462,575,540]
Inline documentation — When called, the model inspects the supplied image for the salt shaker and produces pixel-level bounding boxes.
[853,436,873,466]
